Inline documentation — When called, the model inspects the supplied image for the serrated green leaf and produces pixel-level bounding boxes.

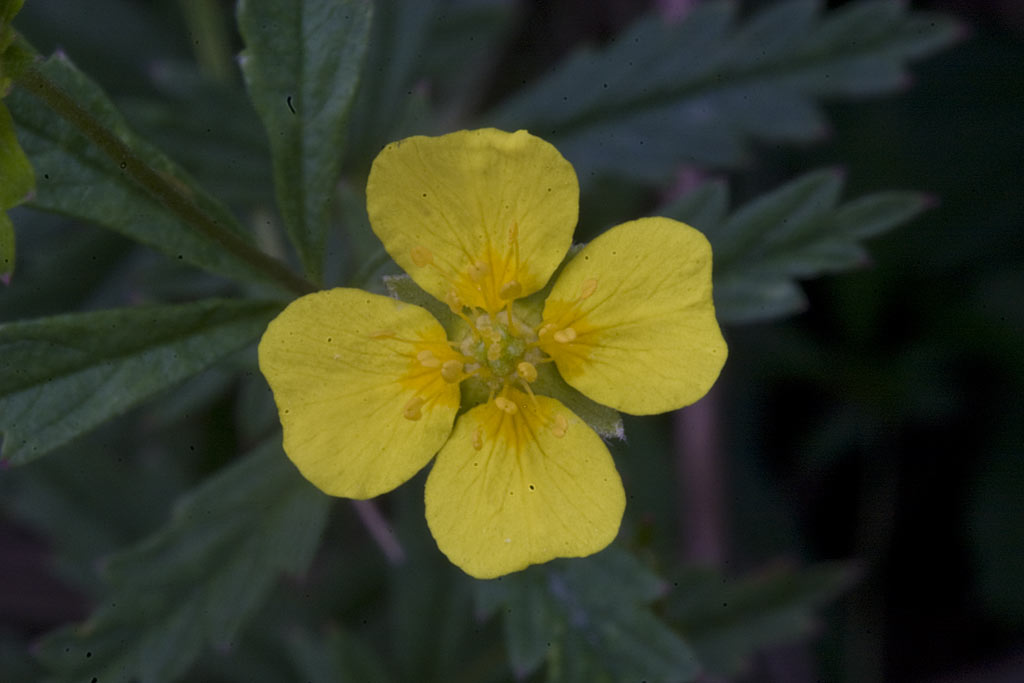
[488,0,959,182]
[0,298,280,465]
[0,102,32,207]
[662,170,929,324]
[667,562,858,677]
[237,0,373,284]
[5,53,283,288]
[711,169,845,270]
[34,440,330,683]
[477,547,699,683]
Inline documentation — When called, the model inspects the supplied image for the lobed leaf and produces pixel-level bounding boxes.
[476,547,700,683]
[665,170,930,324]
[5,52,282,288]
[488,0,960,183]
[237,0,373,284]
[0,298,280,465]
[667,562,858,677]
[33,440,330,683]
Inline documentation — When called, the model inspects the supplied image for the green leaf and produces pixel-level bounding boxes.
[0,102,32,207]
[285,625,393,683]
[0,298,280,465]
[477,547,700,683]
[0,210,12,283]
[34,440,331,683]
[666,562,858,677]
[5,53,283,288]
[488,0,960,182]
[662,170,930,324]
[237,0,373,284]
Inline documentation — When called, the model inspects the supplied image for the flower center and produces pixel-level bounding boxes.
[461,312,537,385]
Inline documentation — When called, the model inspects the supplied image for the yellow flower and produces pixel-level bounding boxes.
[258,129,727,578]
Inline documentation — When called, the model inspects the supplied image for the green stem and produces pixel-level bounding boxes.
[15,62,316,297]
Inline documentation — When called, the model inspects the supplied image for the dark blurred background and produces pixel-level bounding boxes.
[2,1,1022,681]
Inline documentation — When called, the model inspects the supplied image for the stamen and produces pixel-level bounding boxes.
[475,314,492,329]
[553,327,577,343]
[487,342,502,362]
[580,278,598,300]
[516,361,538,383]
[494,396,518,415]
[416,349,441,368]
[537,323,556,338]
[441,359,462,383]
[550,413,568,438]
[403,396,424,421]
[472,426,484,450]
[499,280,522,300]
[445,289,463,314]
[411,245,433,267]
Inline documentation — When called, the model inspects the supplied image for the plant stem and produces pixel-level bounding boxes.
[15,63,316,297]
[351,500,405,565]
[674,385,726,566]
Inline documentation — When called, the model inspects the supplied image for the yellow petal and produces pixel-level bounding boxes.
[258,288,460,499]
[425,390,624,579]
[366,129,578,314]
[539,217,727,415]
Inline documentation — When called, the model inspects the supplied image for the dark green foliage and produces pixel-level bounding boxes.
[0,299,279,464]
[477,548,701,683]
[664,170,929,323]
[0,0,987,682]
[489,0,959,182]
[33,441,330,683]
[238,0,373,283]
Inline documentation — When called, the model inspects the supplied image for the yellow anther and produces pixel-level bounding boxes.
[445,289,463,314]
[403,396,424,421]
[537,323,556,338]
[411,245,433,267]
[494,396,518,415]
[441,359,463,383]
[517,361,538,383]
[550,413,568,438]
[499,280,522,300]
[580,278,598,300]
[553,327,577,343]
[417,349,441,368]
[467,261,490,282]
[472,426,484,450]
[487,342,502,362]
